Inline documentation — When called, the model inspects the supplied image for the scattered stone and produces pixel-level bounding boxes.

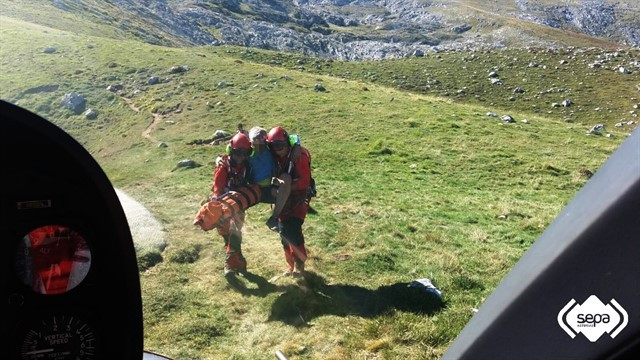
[521,119,529,124]
[552,103,560,108]
[213,130,229,139]
[43,47,57,54]
[158,142,168,148]
[106,84,124,92]
[165,120,175,125]
[562,99,573,107]
[498,214,508,219]
[486,112,498,118]
[490,78,502,85]
[615,122,624,127]
[314,83,326,92]
[619,67,631,74]
[628,121,636,125]
[513,87,525,94]
[606,133,613,138]
[175,159,198,169]
[559,60,568,65]
[579,167,593,178]
[528,62,538,68]
[83,108,98,120]
[488,71,498,78]
[589,124,605,135]
[169,65,188,74]
[633,104,639,109]
[148,76,160,85]
[595,107,601,111]
[501,115,515,123]
[216,81,233,88]
[409,164,418,169]
[413,49,424,57]
[509,96,516,101]
[61,92,86,114]
[589,61,603,68]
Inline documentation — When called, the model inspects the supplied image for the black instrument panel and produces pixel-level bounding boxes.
[1,100,143,359]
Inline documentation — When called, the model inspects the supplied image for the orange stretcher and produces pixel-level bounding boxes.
[193,184,261,231]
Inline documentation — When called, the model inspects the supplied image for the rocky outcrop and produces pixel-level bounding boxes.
[516,0,639,47]
[50,0,639,60]
[51,0,468,60]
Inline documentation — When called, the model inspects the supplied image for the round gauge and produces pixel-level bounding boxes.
[20,315,97,360]
[15,225,92,295]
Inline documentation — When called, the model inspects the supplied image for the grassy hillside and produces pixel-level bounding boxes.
[1,0,191,46]
[0,14,636,360]
[223,46,640,129]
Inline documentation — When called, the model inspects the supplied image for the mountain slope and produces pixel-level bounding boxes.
[2,0,638,60]
[1,13,635,359]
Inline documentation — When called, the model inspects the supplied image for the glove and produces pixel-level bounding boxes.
[215,155,225,167]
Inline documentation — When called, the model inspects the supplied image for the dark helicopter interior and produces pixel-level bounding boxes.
[0,100,169,359]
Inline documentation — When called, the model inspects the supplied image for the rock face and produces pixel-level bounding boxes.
[51,0,640,60]
[515,0,640,47]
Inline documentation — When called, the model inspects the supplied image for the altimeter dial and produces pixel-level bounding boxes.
[14,225,92,295]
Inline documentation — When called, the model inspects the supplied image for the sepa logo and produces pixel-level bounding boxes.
[558,295,628,342]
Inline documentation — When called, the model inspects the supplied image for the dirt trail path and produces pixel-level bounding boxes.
[122,97,163,142]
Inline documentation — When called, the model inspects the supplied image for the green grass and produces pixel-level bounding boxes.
[223,46,640,129]
[1,14,636,360]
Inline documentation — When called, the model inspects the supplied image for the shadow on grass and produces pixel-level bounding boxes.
[267,272,446,327]
[225,271,285,297]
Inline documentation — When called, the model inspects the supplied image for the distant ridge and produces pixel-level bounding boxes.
[2,0,638,60]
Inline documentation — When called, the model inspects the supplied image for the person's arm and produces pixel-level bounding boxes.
[212,164,228,196]
[292,149,311,191]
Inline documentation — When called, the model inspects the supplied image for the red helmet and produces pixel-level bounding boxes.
[267,126,288,143]
[230,133,251,150]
